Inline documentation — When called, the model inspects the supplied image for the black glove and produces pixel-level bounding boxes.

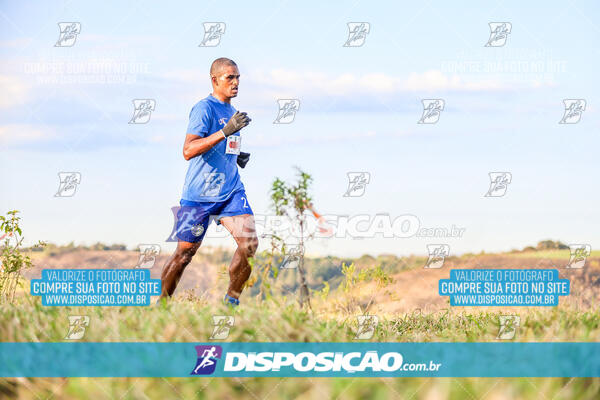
[237,152,250,168]
[222,111,251,137]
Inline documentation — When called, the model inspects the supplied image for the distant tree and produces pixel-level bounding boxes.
[536,240,568,250]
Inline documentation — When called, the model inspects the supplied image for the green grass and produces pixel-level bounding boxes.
[2,376,599,400]
[3,246,600,399]
[2,296,600,342]
[1,296,599,399]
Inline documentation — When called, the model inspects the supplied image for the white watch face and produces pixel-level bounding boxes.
[225,135,241,155]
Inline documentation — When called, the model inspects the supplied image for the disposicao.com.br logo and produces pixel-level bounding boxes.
[191,346,441,376]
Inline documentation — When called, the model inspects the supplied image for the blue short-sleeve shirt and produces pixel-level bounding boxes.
[181,94,244,202]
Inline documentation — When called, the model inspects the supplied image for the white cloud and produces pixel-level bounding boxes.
[148,135,165,143]
[248,68,521,96]
[0,74,29,108]
[159,69,205,85]
[405,70,509,91]
[158,67,553,107]
[150,113,183,122]
[0,123,54,145]
[0,38,33,48]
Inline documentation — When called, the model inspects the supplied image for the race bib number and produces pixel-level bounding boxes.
[225,135,241,155]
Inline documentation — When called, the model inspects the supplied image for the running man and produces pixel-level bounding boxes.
[159,58,258,306]
[193,346,218,374]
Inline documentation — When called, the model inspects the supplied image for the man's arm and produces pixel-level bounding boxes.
[182,111,251,161]
[183,131,224,161]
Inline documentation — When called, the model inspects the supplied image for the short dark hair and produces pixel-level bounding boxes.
[210,58,237,76]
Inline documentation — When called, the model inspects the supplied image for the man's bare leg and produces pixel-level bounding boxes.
[220,214,258,300]
[159,240,202,300]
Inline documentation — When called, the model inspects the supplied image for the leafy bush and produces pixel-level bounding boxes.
[0,210,45,302]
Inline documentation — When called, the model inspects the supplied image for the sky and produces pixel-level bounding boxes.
[1,0,599,257]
